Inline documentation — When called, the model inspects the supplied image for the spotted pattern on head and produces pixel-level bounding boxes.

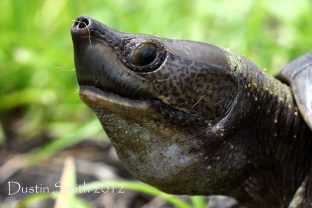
[134,53,238,126]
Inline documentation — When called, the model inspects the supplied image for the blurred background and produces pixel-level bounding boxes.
[0,0,311,207]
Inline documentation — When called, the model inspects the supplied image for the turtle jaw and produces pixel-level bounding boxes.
[79,85,153,116]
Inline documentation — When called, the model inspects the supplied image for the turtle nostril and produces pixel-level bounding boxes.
[73,17,90,29]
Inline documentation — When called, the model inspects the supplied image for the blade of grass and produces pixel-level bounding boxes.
[17,158,93,208]
[77,180,192,208]
[191,196,207,208]
[54,157,76,208]
[17,192,93,208]
[16,193,56,208]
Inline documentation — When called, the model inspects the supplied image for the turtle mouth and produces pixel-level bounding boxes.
[79,85,152,110]
[78,83,203,127]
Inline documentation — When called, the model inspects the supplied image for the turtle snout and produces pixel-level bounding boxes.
[71,16,96,39]
[72,16,91,30]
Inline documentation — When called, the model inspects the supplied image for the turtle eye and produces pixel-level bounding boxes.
[123,40,166,73]
[130,43,158,67]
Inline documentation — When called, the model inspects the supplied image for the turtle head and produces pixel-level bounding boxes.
[71,16,247,195]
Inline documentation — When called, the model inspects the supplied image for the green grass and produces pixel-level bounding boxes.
[1,0,312,207]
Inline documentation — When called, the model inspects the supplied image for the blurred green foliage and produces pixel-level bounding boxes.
[0,0,312,151]
[1,0,312,207]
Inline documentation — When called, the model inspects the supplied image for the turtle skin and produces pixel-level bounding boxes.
[71,16,312,208]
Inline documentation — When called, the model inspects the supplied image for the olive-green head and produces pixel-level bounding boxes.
[71,16,246,195]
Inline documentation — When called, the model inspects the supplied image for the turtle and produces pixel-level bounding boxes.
[71,16,312,208]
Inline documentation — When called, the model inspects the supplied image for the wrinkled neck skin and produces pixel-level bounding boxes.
[225,52,312,207]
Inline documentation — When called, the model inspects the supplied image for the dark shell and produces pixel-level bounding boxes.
[276,52,312,131]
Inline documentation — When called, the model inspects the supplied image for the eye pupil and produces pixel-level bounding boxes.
[141,48,156,65]
[130,43,158,67]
